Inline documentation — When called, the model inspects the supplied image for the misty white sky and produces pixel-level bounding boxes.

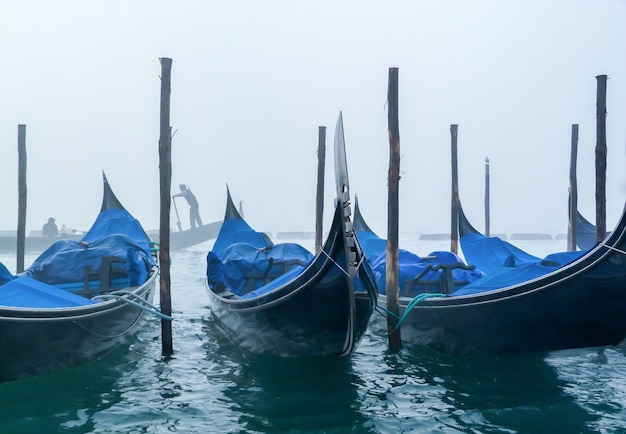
[1,0,625,238]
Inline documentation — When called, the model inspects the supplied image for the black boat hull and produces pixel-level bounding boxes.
[0,269,158,382]
[206,204,377,357]
[377,237,626,355]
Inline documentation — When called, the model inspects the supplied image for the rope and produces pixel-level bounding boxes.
[93,290,174,321]
[599,241,626,256]
[386,292,446,336]
[319,248,350,277]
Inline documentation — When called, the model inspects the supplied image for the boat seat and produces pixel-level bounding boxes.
[81,256,127,294]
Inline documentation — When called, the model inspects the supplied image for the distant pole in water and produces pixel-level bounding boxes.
[158,57,174,357]
[484,157,490,238]
[450,124,459,255]
[595,74,607,243]
[16,124,27,273]
[315,126,326,254]
[386,67,402,350]
[568,124,579,251]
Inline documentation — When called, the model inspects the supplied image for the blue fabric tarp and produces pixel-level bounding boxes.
[207,241,314,297]
[81,208,153,255]
[211,218,273,256]
[0,276,97,307]
[370,249,485,296]
[24,234,153,287]
[0,262,15,286]
[460,233,542,274]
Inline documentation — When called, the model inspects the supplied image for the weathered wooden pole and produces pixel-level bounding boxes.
[568,124,579,251]
[314,126,326,254]
[158,57,174,357]
[595,74,607,243]
[484,157,490,237]
[386,67,402,349]
[17,124,27,273]
[450,124,459,254]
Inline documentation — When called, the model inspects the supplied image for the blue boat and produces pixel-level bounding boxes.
[356,198,626,355]
[204,114,378,357]
[0,173,160,383]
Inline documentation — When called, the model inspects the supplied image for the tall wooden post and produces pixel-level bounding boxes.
[17,125,27,273]
[484,157,490,237]
[314,126,326,254]
[450,124,459,254]
[568,124,579,251]
[158,57,174,357]
[595,74,607,242]
[386,67,401,349]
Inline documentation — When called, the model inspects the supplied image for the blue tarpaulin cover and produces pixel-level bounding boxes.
[369,248,485,296]
[459,232,542,274]
[0,262,15,286]
[0,276,97,307]
[24,234,153,287]
[207,239,314,297]
[0,206,154,308]
[207,216,315,297]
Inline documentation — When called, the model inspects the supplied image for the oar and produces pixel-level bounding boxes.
[172,197,183,231]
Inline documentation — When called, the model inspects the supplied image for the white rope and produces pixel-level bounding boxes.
[599,241,626,256]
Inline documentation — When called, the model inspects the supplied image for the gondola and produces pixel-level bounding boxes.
[0,173,160,383]
[0,231,84,253]
[147,220,222,250]
[204,113,378,357]
[357,197,626,355]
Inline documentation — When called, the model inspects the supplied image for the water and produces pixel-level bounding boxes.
[2,239,626,433]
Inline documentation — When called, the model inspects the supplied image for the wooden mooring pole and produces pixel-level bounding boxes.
[484,157,490,237]
[450,124,459,255]
[595,74,607,243]
[315,126,326,254]
[386,67,401,350]
[17,124,27,273]
[568,124,579,252]
[158,57,174,357]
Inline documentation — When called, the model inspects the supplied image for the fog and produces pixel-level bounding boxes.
[1,0,625,239]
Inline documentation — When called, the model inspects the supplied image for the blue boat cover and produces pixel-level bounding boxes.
[0,261,15,285]
[356,228,485,296]
[0,204,154,309]
[0,276,97,307]
[356,230,388,264]
[451,234,588,296]
[460,232,542,274]
[24,234,154,287]
[210,218,274,255]
[451,251,586,296]
[370,249,485,296]
[81,208,152,254]
[207,240,314,297]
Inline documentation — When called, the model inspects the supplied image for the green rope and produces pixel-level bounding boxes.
[386,292,446,336]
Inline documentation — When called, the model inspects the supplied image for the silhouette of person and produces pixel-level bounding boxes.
[173,184,203,229]
[42,217,59,237]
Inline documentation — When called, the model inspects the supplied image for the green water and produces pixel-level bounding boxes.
[1,248,625,433]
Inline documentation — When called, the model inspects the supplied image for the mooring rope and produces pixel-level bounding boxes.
[93,290,174,321]
[385,292,446,335]
[599,241,626,256]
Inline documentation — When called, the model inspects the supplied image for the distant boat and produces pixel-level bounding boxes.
[0,231,84,252]
[0,173,160,383]
[147,221,222,250]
